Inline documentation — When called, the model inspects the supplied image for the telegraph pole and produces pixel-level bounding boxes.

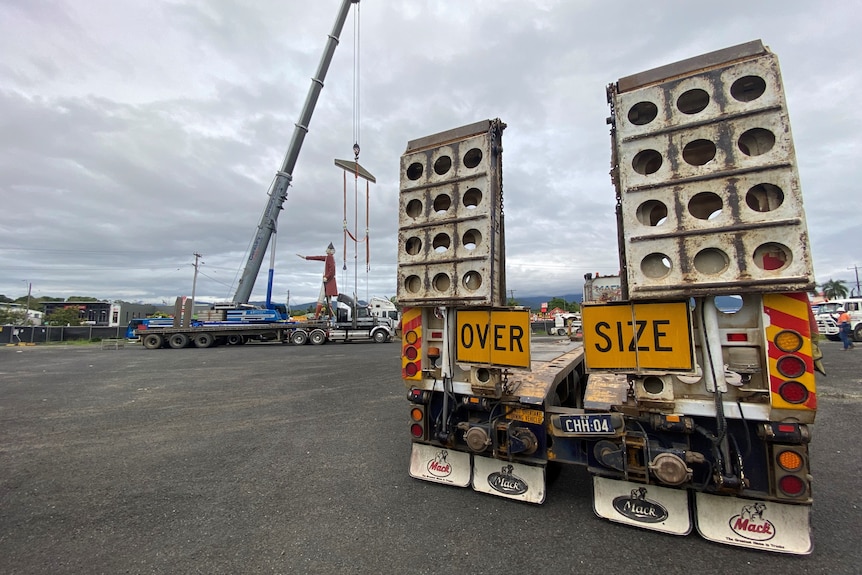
[24,280,32,326]
[849,265,861,297]
[191,253,203,317]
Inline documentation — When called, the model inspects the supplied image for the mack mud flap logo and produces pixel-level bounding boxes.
[729,502,775,541]
[612,487,669,523]
[487,465,528,496]
[426,450,452,478]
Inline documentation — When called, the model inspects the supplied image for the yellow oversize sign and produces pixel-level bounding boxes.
[582,301,693,371]
[456,309,531,369]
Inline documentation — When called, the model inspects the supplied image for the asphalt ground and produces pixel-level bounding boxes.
[0,338,860,574]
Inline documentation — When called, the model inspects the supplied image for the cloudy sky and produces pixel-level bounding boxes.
[1,0,860,306]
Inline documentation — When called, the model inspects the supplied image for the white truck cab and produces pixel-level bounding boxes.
[815,298,862,341]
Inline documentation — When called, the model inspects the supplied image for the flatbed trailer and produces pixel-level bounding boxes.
[135,322,323,349]
[135,318,393,349]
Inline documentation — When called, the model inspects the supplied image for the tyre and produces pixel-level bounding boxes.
[226,334,245,345]
[310,329,327,345]
[290,330,308,345]
[373,329,387,343]
[194,333,215,348]
[142,334,163,350]
[854,324,862,343]
[557,328,565,336]
[168,333,189,349]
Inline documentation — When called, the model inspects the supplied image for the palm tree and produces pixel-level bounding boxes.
[820,279,849,301]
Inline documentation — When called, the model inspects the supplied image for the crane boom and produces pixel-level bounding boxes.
[233,0,359,304]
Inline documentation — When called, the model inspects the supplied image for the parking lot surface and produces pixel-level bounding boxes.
[1,339,860,574]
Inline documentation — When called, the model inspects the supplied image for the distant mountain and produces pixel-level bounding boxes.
[515,294,583,310]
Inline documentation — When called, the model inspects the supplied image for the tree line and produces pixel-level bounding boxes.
[0,295,103,326]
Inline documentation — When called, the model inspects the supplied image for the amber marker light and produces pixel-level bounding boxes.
[774,329,803,353]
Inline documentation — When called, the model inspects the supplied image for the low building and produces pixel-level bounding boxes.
[0,303,43,325]
[42,301,157,327]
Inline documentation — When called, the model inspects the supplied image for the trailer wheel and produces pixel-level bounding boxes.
[310,329,327,345]
[194,333,215,348]
[290,330,308,345]
[142,334,163,350]
[168,333,189,349]
[373,330,387,343]
[226,334,245,345]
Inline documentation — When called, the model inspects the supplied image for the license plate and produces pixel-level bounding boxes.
[555,413,616,436]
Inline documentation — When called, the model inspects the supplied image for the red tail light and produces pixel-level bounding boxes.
[778,381,809,404]
[778,475,806,497]
[776,355,806,379]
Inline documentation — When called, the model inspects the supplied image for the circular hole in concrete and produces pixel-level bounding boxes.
[632,149,663,175]
[432,233,450,253]
[433,273,451,292]
[636,200,668,226]
[404,275,421,293]
[405,198,422,218]
[731,75,766,102]
[463,148,483,169]
[463,187,482,209]
[689,192,723,220]
[738,128,775,156]
[462,229,482,250]
[641,253,672,278]
[746,183,784,212]
[677,88,710,114]
[628,101,658,125]
[753,242,792,271]
[406,162,423,181]
[434,155,452,175]
[405,237,422,256]
[463,271,482,291]
[433,194,451,214]
[682,139,717,166]
[694,248,730,275]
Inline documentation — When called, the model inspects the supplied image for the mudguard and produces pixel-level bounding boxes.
[472,455,546,504]
[408,443,471,487]
[694,492,812,555]
[592,476,692,535]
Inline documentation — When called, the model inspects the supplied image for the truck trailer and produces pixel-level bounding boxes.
[397,41,817,554]
[135,293,393,349]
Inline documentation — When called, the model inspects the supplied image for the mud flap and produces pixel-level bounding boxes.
[408,443,471,487]
[694,493,812,555]
[592,476,691,535]
[472,456,546,504]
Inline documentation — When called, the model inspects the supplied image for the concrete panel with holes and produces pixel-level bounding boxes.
[609,40,814,299]
[398,119,507,306]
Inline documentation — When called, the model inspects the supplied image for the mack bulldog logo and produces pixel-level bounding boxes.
[729,502,776,541]
[426,450,452,478]
[612,487,669,523]
[488,465,528,495]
